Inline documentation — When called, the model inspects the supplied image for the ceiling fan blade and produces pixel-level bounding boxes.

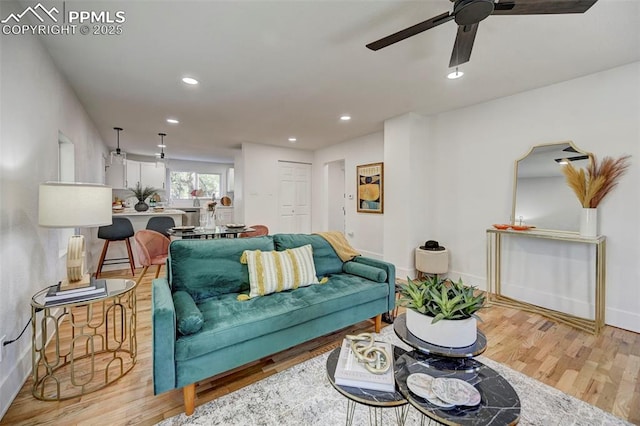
[493,0,598,15]
[449,23,479,67]
[366,11,455,51]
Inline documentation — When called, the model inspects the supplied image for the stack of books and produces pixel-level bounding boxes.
[334,338,395,392]
[43,278,108,307]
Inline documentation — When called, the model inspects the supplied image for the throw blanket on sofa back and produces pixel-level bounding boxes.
[152,233,396,415]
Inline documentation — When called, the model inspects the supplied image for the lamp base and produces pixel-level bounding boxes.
[60,273,92,291]
[64,234,90,290]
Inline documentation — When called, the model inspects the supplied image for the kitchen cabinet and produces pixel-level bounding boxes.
[105,162,126,189]
[140,162,166,190]
[106,160,166,190]
[125,160,141,188]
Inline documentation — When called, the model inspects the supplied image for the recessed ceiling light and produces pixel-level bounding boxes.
[340,115,351,121]
[166,118,179,124]
[157,144,167,148]
[181,77,199,85]
[288,137,297,143]
[447,69,464,79]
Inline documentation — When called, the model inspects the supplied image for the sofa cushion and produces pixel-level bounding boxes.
[169,236,275,301]
[243,244,319,298]
[174,273,389,361]
[173,291,204,335]
[272,234,343,277]
[343,261,387,283]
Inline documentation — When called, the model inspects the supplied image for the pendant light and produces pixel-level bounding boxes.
[110,127,126,164]
[156,132,167,166]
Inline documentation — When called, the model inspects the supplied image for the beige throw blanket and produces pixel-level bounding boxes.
[315,231,360,262]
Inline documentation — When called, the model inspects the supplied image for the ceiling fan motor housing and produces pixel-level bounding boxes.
[454,0,495,25]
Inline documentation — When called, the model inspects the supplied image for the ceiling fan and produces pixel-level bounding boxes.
[366,0,598,67]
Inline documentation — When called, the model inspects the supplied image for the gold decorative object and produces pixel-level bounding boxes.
[345,333,391,374]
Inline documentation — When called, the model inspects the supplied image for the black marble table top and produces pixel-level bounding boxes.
[394,314,487,358]
[325,346,408,408]
[395,351,521,425]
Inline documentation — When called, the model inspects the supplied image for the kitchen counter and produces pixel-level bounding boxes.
[112,208,185,216]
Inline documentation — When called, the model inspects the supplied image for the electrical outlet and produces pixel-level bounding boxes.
[0,335,5,363]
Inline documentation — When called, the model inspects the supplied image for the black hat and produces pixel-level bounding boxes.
[420,240,445,251]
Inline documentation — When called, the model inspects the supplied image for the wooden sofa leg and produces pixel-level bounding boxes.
[374,314,382,333]
[184,383,195,416]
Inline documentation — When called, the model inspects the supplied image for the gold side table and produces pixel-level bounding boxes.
[31,279,137,400]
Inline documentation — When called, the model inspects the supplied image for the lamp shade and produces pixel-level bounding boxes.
[39,182,112,228]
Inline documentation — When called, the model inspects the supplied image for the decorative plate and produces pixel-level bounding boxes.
[406,373,455,408]
[492,224,510,230]
[510,225,533,231]
[431,377,480,406]
[225,224,245,229]
[172,225,196,231]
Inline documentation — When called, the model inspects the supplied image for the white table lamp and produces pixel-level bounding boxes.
[39,182,112,289]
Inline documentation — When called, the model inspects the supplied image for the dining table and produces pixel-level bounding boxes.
[167,226,255,239]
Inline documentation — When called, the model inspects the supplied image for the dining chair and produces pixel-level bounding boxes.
[134,229,170,285]
[239,225,269,238]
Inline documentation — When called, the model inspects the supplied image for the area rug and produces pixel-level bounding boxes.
[158,326,630,426]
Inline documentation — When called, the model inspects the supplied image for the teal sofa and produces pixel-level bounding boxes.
[152,233,396,415]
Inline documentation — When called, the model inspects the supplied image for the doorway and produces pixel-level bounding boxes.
[327,160,345,233]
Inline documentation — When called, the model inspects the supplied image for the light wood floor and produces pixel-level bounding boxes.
[2,268,639,425]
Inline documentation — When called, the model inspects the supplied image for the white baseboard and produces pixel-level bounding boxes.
[0,339,32,420]
[0,309,60,420]
[358,249,382,260]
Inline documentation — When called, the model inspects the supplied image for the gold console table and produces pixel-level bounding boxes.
[486,228,606,335]
[31,279,137,400]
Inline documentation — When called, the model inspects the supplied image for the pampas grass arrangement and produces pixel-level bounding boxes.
[561,155,631,208]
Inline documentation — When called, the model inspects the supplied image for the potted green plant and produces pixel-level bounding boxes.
[128,182,157,212]
[398,276,485,348]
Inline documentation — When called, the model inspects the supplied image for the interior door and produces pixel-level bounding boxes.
[278,162,311,233]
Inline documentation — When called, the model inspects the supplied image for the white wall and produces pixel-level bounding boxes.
[424,62,640,332]
[0,1,108,416]
[241,142,313,233]
[313,132,384,258]
[311,63,639,332]
[383,113,431,278]
[326,160,345,232]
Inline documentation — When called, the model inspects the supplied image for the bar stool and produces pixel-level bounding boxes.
[146,216,175,238]
[96,217,136,278]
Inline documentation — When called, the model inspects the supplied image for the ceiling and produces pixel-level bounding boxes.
[35,0,640,163]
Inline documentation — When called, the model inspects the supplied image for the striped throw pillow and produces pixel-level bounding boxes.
[242,244,319,298]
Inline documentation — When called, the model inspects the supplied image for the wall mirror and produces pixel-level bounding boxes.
[512,141,592,232]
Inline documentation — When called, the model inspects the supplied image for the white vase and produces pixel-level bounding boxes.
[406,308,477,348]
[580,208,598,237]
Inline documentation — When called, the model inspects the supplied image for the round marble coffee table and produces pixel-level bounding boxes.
[395,350,521,425]
[326,345,409,425]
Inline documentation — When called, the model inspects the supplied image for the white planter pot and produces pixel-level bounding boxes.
[406,308,477,348]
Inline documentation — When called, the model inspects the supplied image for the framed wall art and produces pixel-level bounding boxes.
[356,162,384,214]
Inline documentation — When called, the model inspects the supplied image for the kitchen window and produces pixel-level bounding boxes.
[170,171,221,200]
